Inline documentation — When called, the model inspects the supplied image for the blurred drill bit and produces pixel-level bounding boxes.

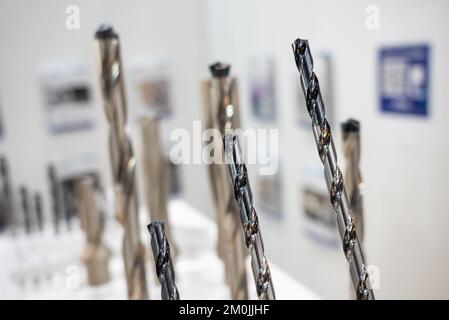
[342,119,364,241]
[0,157,14,231]
[147,222,179,300]
[202,62,248,299]
[77,177,111,286]
[20,186,31,234]
[34,192,43,231]
[224,134,275,300]
[140,115,177,257]
[47,165,61,233]
[292,38,374,300]
[94,24,148,299]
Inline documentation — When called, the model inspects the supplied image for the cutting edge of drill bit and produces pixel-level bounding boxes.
[292,38,375,300]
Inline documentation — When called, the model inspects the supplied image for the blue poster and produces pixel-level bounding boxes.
[379,45,430,116]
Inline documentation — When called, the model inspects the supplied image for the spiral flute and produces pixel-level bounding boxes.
[95,24,148,299]
[223,134,275,300]
[292,38,374,300]
[147,222,179,300]
[202,62,248,299]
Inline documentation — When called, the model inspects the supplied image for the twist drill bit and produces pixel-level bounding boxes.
[202,62,248,299]
[0,157,13,230]
[34,192,44,231]
[20,186,31,234]
[94,24,148,299]
[140,116,177,257]
[77,177,111,286]
[342,119,364,241]
[47,165,61,234]
[223,134,275,300]
[147,222,179,300]
[292,39,375,300]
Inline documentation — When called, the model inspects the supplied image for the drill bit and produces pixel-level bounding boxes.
[0,157,14,231]
[20,186,31,234]
[34,192,44,231]
[47,165,61,234]
[223,134,275,300]
[140,115,177,257]
[77,177,111,286]
[342,119,364,241]
[94,24,148,299]
[202,62,249,299]
[292,38,375,300]
[147,222,179,300]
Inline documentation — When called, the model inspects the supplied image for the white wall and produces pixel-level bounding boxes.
[205,0,449,299]
[1,0,448,299]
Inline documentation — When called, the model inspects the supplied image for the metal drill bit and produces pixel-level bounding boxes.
[94,24,148,299]
[77,177,111,286]
[47,165,61,234]
[20,186,31,234]
[342,119,364,241]
[0,157,13,230]
[147,222,179,300]
[292,38,374,300]
[202,62,249,299]
[34,192,44,231]
[223,134,275,300]
[140,115,177,257]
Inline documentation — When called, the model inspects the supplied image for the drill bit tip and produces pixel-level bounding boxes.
[341,118,360,133]
[209,62,231,78]
[95,24,118,40]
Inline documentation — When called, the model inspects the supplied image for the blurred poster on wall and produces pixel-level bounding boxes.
[248,56,277,121]
[297,53,334,129]
[129,59,173,122]
[301,164,338,249]
[379,45,430,117]
[40,63,95,135]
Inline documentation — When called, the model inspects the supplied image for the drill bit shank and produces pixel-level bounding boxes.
[224,134,275,300]
[292,38,374,300]
[95,24,148,299]
[147,222,179,300]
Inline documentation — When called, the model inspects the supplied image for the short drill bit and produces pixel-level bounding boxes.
[147,222,179,300]
[34,192,44,231]
[292,38,374,300]
[223,134,275,300]
[202,62,249,299]
[94,24,148,299]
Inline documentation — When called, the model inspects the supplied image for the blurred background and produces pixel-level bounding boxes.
[1,0,448,299]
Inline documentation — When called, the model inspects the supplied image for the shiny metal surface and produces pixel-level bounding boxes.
[292,38,374,300]
[94,24,148,299]
[202,62,248,299]
[147,221,179,300]
[224,134,275,300]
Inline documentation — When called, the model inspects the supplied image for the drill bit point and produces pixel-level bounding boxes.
[95,24,118,40]
[342,118,360,133]
[209,62,231,78]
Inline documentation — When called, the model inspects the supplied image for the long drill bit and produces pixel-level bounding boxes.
[47,165,61,234]
[0,157,13,231]
[147,222,179,300]
[202,62,248,299]
[94,24,148,299]
[140,116,177,257]
[292,38,375,300]
[223,134,275,300]
[34,192,44,231]
[20,186,31,234]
